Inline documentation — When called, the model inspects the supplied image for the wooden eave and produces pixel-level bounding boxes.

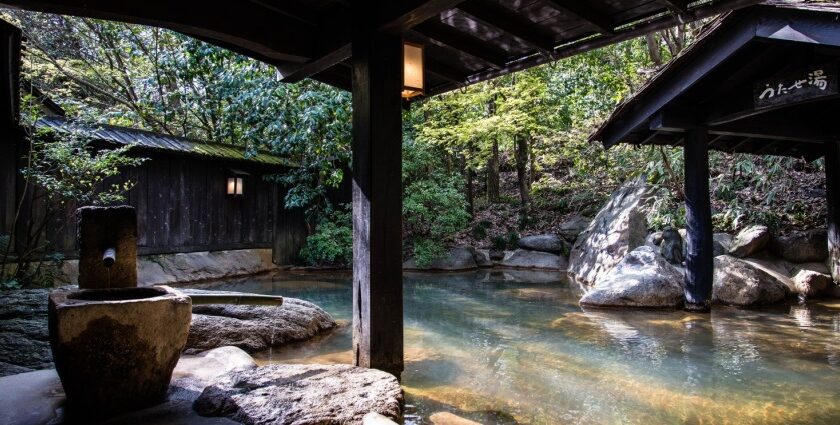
[0,0,762,97]
[590,2,840,160]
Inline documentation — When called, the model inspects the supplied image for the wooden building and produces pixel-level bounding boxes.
[0,17,322,266]
[591,2,840,310]
[33,116,311,265]
[0,0,762,377]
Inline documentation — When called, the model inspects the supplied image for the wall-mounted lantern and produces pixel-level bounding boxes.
[402,42,424,99]
[226,168,248,196]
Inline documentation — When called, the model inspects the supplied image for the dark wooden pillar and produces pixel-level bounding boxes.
[350,5,404,378]
[826,141,840,284]
[683,128,714,311]
[0,20,20,238]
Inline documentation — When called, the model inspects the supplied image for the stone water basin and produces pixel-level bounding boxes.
[48,286,192,420]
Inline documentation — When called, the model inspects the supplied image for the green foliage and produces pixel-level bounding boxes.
[299,205,352,267]
[403,141,470,267]
[1,97,145,287]
[490,230,520,251]
[23,123,146,207]
[9,11,351,221]
[470,220,492,240]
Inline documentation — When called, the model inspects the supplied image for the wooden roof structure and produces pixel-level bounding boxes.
[0,0,761,98]
[37,116,294,166]
[591,1,840,160]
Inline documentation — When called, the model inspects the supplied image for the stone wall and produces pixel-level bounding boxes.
[54,248,277,286]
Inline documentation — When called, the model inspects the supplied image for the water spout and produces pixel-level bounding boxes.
[102,247,116,268]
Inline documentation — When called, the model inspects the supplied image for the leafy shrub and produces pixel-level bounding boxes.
[299,204,352,267]
[647,192,686,231]
[471,220,492,240]
[404,178,470,267]
[490,230,520,251]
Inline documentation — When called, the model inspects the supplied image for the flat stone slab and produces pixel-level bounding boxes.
[0,346,253,425]
[183,289,337,354]
[0,287,336,377]
[194,364,404,425]
[499,249,568,270]
[0,288,55,376]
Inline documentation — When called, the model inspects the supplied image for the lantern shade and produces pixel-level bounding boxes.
[226,177,236,195]
[403,42,424,98]
[226,177,244,195]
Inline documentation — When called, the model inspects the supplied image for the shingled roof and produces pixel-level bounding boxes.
[37,116,293,166]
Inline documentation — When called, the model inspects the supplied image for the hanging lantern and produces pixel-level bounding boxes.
[402,42,424,99]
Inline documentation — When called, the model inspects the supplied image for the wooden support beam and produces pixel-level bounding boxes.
[683,128,713,312]
[457,0,556,54]
[426,59,465,84]
[0,0,317,62]
[658,0,689,14]
[826,140,840,284]
[279,44,352,83]
[415,21,508,69]
[378,0,467,34]
[351,6,404,378]
[653,107,840,144]
[543,0,614,35]
[282,0,466,83]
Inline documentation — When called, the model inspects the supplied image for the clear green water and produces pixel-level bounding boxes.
[189,270,840,424]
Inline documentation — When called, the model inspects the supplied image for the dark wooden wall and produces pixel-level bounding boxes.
[35,150,311,263]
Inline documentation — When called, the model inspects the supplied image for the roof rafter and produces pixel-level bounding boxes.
[279,0,467,83]
[415,21,508,69]
[543,0,615,36]
[456,0,556,54]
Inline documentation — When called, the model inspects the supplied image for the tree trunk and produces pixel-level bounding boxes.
[528,137,537,186]
[645,33,663,67]
[514,135,530,206]
[486,139,500,203]
[466,165,475,218]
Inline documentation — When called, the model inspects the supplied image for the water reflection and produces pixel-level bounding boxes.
[189,270,840,424]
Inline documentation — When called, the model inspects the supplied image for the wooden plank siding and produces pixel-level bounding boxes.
[21,150,317,263]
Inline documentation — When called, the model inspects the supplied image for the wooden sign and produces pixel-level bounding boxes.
[754,64,837,109]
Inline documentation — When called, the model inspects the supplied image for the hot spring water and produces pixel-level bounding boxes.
[188,270,840,424]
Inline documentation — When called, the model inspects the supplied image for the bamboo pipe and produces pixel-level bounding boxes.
[187,293,284,306]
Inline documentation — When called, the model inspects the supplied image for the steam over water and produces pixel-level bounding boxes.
[191,270,840,424]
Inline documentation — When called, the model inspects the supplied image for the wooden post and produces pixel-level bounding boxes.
[683,128,714,311]
[350,6,404,378]
[826,140,840,284]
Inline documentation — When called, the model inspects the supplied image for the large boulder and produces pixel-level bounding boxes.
[769,229,828,263]
[194,364,403,424]
[713,233,733,257]
[728,225,771,258]
[138,249,276,286]
[713,255,790,306]
[658,228,684,265]
[791,269,833,298]
[568,175,656,284]
[473,249,493,268]
[0,289,54,377]
[184,292,337,354]
[579,246,684,308]
[169,346,257,402]
[517,234,569,254]
[558,215,591,242]
[500,249,568,270]
[403,246,478,271]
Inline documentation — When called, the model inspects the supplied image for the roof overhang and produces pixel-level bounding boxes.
[590,2,840,160]
[0,0,762,99]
